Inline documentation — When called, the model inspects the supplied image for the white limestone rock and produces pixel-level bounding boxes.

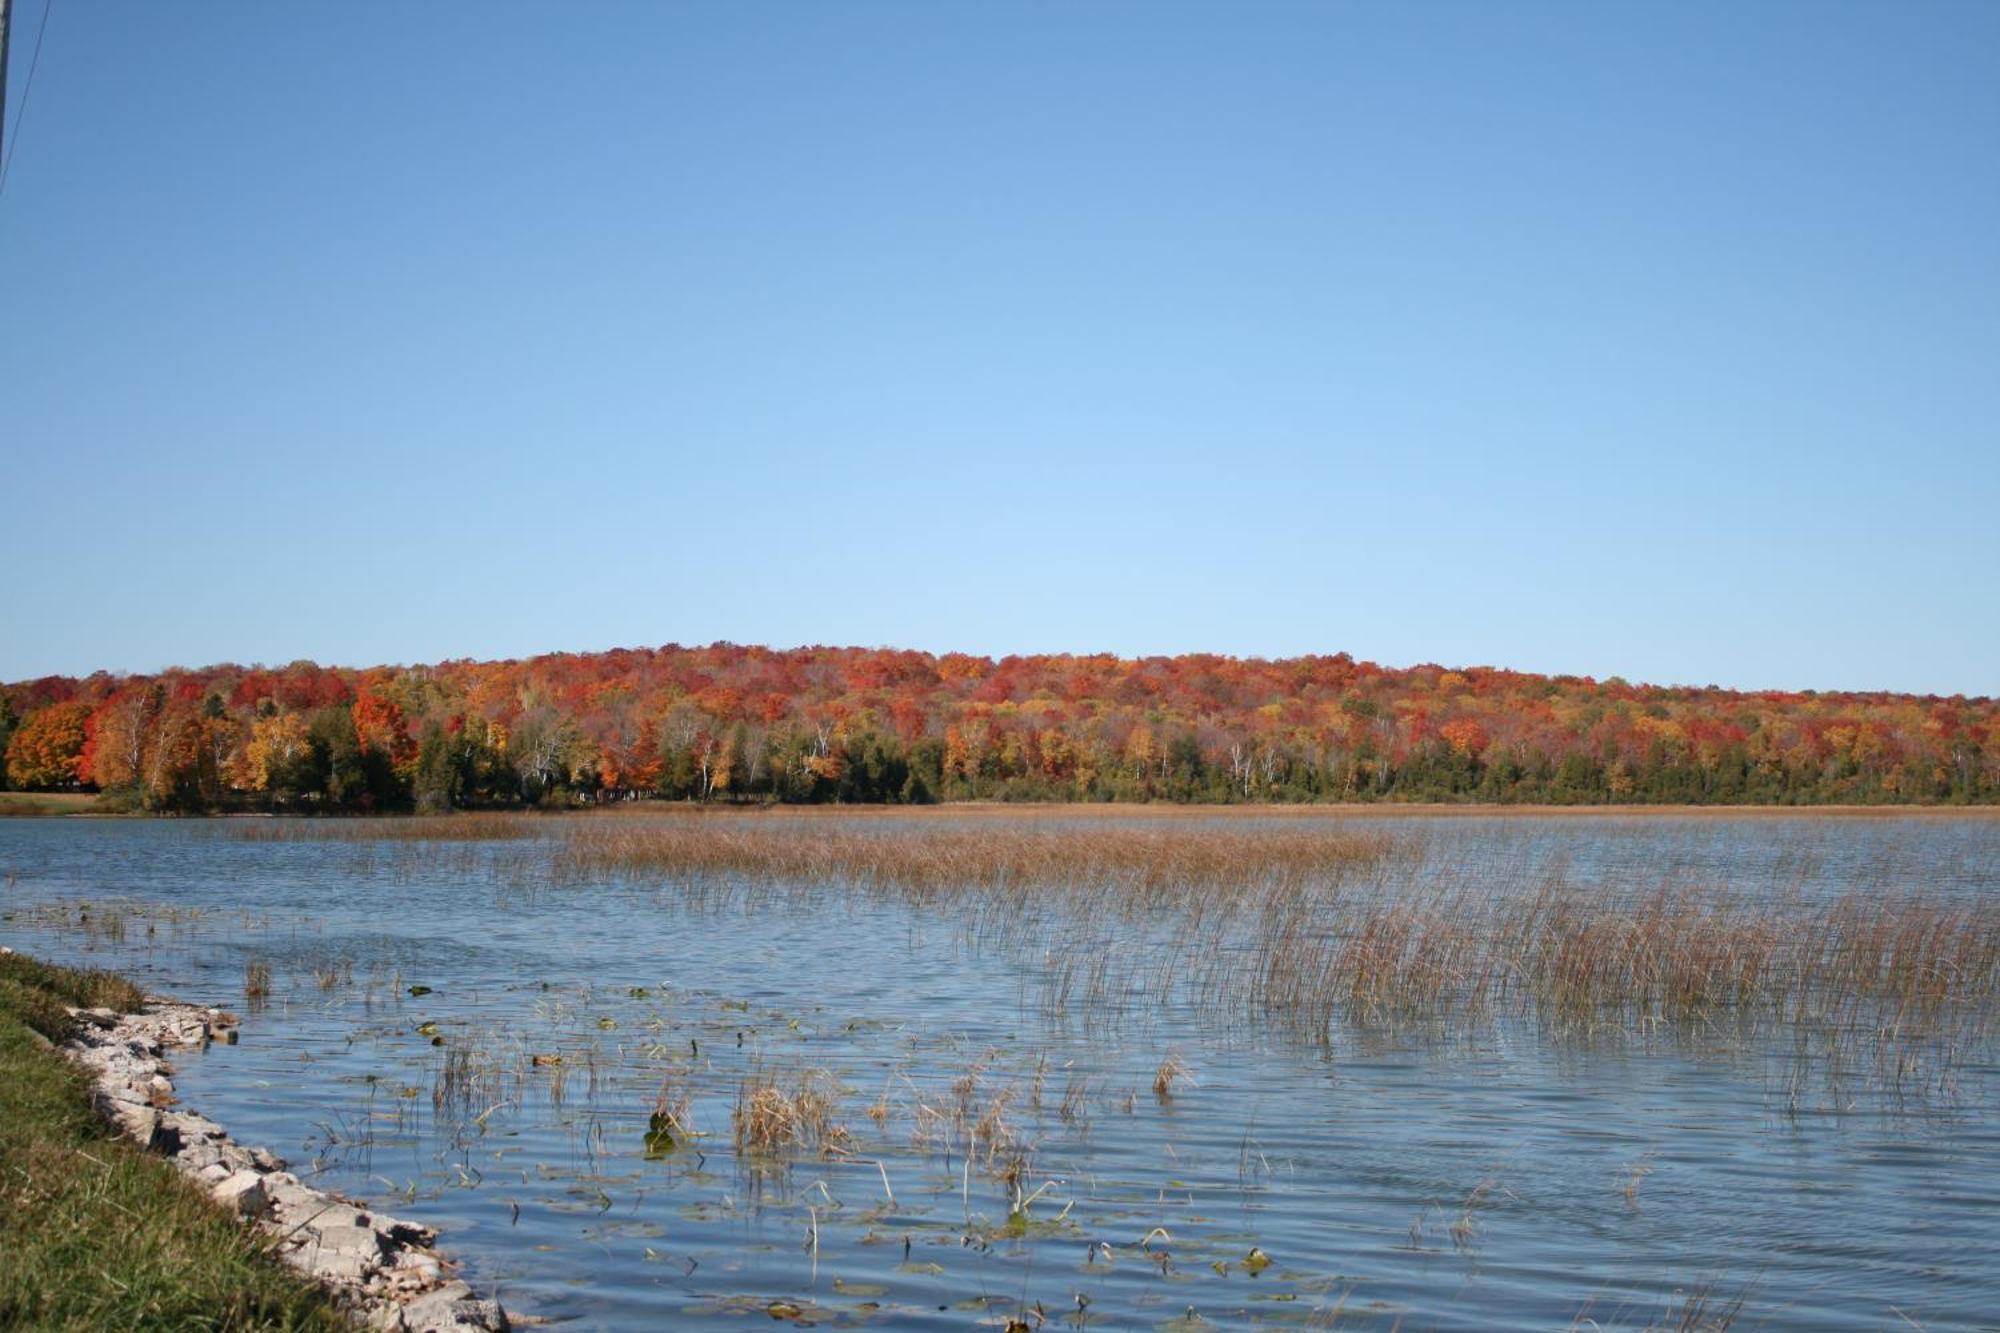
[212,1169,271,1219]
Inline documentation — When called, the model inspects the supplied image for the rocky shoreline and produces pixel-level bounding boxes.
[60,992,511,1332]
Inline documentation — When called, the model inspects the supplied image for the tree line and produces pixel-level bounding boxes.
[1,644,1993,811]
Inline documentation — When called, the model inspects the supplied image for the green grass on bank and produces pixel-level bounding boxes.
[0,791,103,817]
[0,952,346,1331]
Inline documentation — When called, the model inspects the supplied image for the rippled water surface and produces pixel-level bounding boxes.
[2,812,1995,1331]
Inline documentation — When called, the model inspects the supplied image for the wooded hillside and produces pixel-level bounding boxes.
[2,645,1992,810]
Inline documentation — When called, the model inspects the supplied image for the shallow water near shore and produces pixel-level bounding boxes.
[2,811,1996,1331]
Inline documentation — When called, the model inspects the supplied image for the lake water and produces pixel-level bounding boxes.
[2,813,1996,1331]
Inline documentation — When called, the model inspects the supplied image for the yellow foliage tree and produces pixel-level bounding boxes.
[233,713,312,793]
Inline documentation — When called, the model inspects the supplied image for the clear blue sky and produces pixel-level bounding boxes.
[3,1,1995,695]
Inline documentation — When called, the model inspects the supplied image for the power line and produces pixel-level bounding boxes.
[0,0,56,199]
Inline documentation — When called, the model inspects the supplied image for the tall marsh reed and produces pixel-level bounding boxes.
[231,809,2000,1080]
[557,812,2000,1076]
[1248,882,1999,1052]
[557,810,1395,905]
[230,814,548,842]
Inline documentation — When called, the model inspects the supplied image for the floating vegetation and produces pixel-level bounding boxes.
[9,897,212,944]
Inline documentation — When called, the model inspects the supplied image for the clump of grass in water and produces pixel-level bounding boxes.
[733,1069,848,1156]
[970,1086,1019,1164]
[646,1072,695,1153]
[243,961,272,1007]
[433,1046,476,1113]
[1153,1053,1192,1101]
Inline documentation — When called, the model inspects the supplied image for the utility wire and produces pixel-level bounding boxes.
[0,0,56,199]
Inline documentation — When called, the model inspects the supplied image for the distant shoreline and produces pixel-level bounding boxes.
[5,794,1997,820]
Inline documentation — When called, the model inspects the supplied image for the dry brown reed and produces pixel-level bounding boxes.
[556,810,1394,905]
[243,960,272,1004]
[1058,1074,1092,1126]
[1225,879,2000,1078]
[1656,1274,1750,1332]
[433,1045,475,1112]
[229,808,2000,1078]
[229,814,549,842]
[1622,1156,1654,1209]
[429,1036,519,1120]
[910,1101,953,1153]
[895,1066,1037,1169]
[647,1072,694,1149]
[970,1087,1019,1161]
[732,1069,848,1156]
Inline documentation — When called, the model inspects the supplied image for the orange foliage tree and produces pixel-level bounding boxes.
[6,700,93,790]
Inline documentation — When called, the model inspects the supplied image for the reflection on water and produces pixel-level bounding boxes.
[1,813,1996,1330]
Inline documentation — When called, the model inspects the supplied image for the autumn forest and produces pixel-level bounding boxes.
[1,644,1994,812]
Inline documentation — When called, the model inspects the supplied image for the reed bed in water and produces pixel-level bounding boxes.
[229,813,548,842]
[548,813,2000,1068]
[1237,881,2000,1059]
[223,809,1999,1070]
[556,810,1396,899]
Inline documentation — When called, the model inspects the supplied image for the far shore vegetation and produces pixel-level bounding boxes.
[0,790,102,817]
[0,950,342,1330]
[3,644,1993,815]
